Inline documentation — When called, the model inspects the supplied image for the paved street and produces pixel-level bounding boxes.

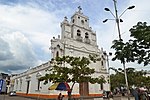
[0,95,135,100]
[104,96,135,100]
[0,95,36,100]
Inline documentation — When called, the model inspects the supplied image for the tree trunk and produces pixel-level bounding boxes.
[79,82,89,96]
[123,62,130,100]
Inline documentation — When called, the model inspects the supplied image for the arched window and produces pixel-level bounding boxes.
[57,45,60,48]
[81,20,84,24]
[85,32,89,38]
[77,30,81,36]
[100,76,104,90]
[84,32,90,44]
[56,51,59,57]
[72,19,74,23]
[101,61,103,66]
[76,30,82,42]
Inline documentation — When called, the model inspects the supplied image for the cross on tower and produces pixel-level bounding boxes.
[64,16,68,21]
[78,6,82,13]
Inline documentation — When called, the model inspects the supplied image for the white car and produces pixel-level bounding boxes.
[9,91,16,96]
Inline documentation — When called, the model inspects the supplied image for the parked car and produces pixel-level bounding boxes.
[9,91,16,96]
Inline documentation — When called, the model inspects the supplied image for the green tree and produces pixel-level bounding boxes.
[39,55,105,99]
[110,67,126,90]
[128,22,150,66]
[111,39,131,98]
[111,22,150,99]
[110,68,149,90]
[112,22,150,66]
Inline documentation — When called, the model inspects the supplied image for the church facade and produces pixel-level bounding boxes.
[10,8,110,99]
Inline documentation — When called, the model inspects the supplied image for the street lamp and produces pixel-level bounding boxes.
[103,18,123,23]
[103,0,135,100]
[103,1,135,40]
[104,6,135,19]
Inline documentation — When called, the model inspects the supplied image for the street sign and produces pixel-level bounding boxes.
[0,79,4,93]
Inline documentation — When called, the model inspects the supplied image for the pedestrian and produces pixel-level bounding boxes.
[106,91,109,98]
[132,88,139,100]
[68,90,71,100]
[58,93,62,100]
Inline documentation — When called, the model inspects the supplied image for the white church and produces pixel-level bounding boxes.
[10,7,110,99]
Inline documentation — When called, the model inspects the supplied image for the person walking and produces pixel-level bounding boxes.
[131,88,139,100]
[58,93,62,100]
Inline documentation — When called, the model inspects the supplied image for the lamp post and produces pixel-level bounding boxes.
[103,0,135,40]
[103,0,135,100]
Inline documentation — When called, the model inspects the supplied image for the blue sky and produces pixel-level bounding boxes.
[0,0,149,74]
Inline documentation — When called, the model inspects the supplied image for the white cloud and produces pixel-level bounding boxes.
[0,4,62,53]
[0,1,75,73]
[0,27,39,73]
[0,3,65,73]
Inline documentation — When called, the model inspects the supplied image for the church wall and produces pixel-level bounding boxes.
[11,63,82,96]
[63,41,109,93]
[10,57,109,97]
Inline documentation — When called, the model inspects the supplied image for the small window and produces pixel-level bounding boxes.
[100,83,103,90]
[57,45,60,48]
[85,32,89,38]
[78,17,80,19]
[101,61,103,66]
[81,20,84,24]
[85,35,88,38]
[85,32,88,35]
[37,79,40,90]
[85,19,87,22]
[56,51,59,57]
[77,30,81,36]
[102,55,104,59]
[72,19,74,23]
[77,30,81,33]
[77,33,81,36]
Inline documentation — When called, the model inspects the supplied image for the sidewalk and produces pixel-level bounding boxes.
[120,96,134,100]
[113,95,135,100]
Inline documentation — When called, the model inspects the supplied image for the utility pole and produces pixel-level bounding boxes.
[113,1,130,99]
[113,0,121,40]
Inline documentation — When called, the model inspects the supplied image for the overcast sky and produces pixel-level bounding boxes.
[0,0,149,74]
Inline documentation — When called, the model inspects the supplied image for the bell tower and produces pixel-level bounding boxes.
[70,6,97,46]
[51,7,107,71]
[71,6,89,29]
